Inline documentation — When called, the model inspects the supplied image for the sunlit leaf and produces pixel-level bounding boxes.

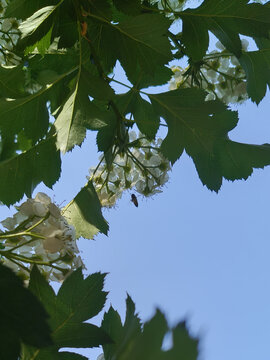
[62,181,109,239]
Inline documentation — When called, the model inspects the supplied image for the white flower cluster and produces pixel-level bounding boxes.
[0,1,21,66]
[170,39,249,104]
[0,192,84,282]
[89,131,171,207]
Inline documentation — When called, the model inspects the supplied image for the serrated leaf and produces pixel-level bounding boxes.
[102,296,141,360]
[239,49,270,104]
[150,88,270,191]
[55,40,112,153]
[102,308,125,360]
[164,322,199,360]
[218,141,270,181]
[102,295,199,360]
[0,137,61,206]
[87,13,172,84]
[62,181,109,239]
[181,0,270,59]
[25,267,111,359]
[149,88,231,160]
[0,263,52,360]
[57,270,107,322]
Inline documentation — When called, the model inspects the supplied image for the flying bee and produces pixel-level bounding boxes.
[131,194,138,207]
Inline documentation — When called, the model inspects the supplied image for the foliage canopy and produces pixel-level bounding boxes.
[0,0,270,358]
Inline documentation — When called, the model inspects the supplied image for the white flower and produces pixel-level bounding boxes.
[0,193,84,283]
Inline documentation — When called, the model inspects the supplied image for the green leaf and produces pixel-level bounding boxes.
[218,141,270,181]
[5,0,58,19]
[181,0,270,59]
[149,88,231,159]
[55,39,113,153]
[62,181,109,239]
[96,122,117,152]
[25,27,53,56]
[0,65,25,98]
[87,13,172,84]
[164,322,199,360]
[239,48,270,104]
[0,137,61,206]
[102,295,141,360]
[116,91,160,139]
[112,0,141,15]
[22,349,88,360]
[57,270,107,322]
[82,0,112,21]
[24,267,110,359]
[0,263,52,360]
[102,295,199,360]
[150,88,270,191]
[0,90,49,142]
[55,352,88,360]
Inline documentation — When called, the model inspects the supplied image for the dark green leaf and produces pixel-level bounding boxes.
[102,307,125,359]
[22,348,88,360]
[149,88,235,191]
[62,181,109,238]
[57,270,107,322]
[56,352,88,360]
[102,295,141,360]
[82,0,112,21]
[164,321,199,360]
[0,90,49,142]
[96,122,117,152]
[0,136,61,205]
[0,263,52,360]
[150,88,270,191]
[102,295,199,360]
[87,14,172,84]
[118,91,160,139]
[181,0,270,59]
[0,64,25,98]
[5,0,58,19]
[239,49,270,104]
[112,0,141,15]
[218,141,270,181]
[54,323,110,348]
[25,267,110,358]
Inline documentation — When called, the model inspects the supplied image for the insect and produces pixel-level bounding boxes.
[131,194,138,207]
